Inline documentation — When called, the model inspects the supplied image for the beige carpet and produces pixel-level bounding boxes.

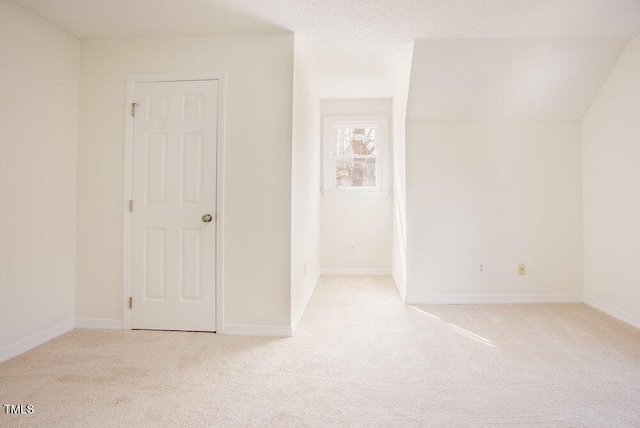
[1,275,640,427]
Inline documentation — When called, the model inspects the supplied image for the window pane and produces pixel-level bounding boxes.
[335,127,377,156]
[336,158,377,187]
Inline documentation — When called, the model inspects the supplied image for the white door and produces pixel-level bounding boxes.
[131,79,218,331]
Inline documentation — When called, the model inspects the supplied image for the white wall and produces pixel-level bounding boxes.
[391,44,413,299]
[582,37,640,327]
[320,99,393,273]
[77,34,294,329]
[406,121,584,302]
[0,1,79,358]
[291,44,321,330]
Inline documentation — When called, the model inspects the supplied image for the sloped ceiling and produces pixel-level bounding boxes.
[11,0,640,103]
[407,39,629,120]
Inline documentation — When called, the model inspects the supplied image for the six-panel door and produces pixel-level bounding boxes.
[131,80,218,331]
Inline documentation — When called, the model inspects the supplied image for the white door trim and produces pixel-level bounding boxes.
[122,71,226,333]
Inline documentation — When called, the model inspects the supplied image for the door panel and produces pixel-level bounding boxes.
[180,133,204,205]
[145,134,168,205]
[179,228,203,301]
[131,79,218,332]
[144,228,166,300]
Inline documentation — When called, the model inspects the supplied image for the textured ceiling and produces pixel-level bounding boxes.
[12,0,640,40]
[11,0,284,38]
[11,0,640,101]
[407,39,629,120]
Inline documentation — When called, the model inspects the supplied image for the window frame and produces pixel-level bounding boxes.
[322,115,389,198]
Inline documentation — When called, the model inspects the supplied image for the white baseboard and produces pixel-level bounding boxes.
[391,268,406,302]
[223,324,292,337]
[584,295,640,329]
[321,268,392,275]
[0,319,74,364]
[405,294,583,305]
[75,318,123,330]
[292,273,321,334]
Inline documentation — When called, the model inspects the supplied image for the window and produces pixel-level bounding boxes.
[322,115,389,197]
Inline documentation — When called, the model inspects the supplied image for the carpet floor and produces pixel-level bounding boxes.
[1,275,640,427]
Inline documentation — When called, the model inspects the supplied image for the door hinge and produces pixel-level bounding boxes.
[128,297,133,309]
[129,200,133,212]
[131,102,138,117]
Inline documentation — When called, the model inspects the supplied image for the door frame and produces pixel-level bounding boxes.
[122,71,226,333]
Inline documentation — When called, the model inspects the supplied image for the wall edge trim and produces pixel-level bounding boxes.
[584,294,640,329]
[75,318,123,330]
[0,319,74,364]
[392,269,407,302]
[223,324,292,337]
[405,294,583,305]
[292,273,321,335]
[321,268,392,275]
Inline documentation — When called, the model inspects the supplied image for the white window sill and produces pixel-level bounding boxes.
[322,189,390,198]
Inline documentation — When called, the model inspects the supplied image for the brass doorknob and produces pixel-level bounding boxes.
[202,214,213,223]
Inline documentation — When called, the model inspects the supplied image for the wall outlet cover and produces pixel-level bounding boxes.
[518,263,527,275]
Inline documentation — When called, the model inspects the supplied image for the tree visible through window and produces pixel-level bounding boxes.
[335,127,377,188]
[322,116,389,197]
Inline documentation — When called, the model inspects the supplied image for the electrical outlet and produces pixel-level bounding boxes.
[478,263,486,274]
[349,244,356,254]
[518,263,526,275]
